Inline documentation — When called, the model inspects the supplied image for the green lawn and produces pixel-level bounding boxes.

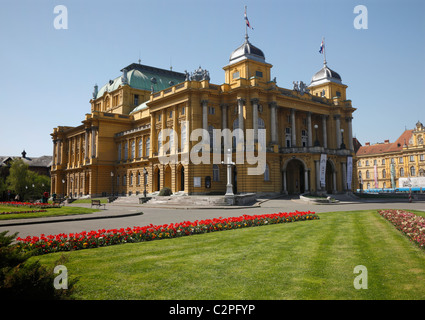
[0,205,99,220]
[35,209,425,300]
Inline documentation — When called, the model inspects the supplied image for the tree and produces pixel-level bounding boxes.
[6,159,29,200]
[5,159,51,202]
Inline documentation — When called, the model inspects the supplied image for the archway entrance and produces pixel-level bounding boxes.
[164,166,171,189]
[153,167,160,191]
[177,165,185,191]
[325,160,336,194]
[286,159,305,194]
[233,166,238,194]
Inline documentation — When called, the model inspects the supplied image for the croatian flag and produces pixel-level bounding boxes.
[245,7,253,29]
[319,39,324,54]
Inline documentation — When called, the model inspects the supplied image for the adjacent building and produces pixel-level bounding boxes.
[51,35,357,198]
[356,121,425,191]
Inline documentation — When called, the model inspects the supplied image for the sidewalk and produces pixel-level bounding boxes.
[0,203,143,227]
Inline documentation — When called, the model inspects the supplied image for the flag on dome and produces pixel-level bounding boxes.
[319,38,325,54]
[245,6,253,30]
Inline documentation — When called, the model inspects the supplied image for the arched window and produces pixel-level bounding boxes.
[138,138,143,158]
[130,173,133,186]
[208,125,215,149]
[213,164,219,181]
[137,172,140,185]
[400,167,404,177]
[146,137,150,157]
[123,174,127,186]
[366,170,370,179]
[410,166,416,176]
[157,131,162,153]
[124,142,128,160]
[181,122,187,151]
[131,140,135,159]
[382,169,386,178]
[264,163,270,181]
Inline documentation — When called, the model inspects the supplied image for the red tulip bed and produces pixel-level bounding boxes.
[0,201,61,215]
[15,211,319,255]
[378,209,425,249]
[0,201,61,209]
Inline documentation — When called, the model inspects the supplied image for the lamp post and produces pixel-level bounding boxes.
[62,179,65,198]
[340,128,346,149]
[222,149,235,196]
[314,124,320,147]
[110,171,114,197]
[143,167,147,198]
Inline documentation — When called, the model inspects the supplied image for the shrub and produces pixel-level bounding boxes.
[158,187,172,196]
[0,231,76,299]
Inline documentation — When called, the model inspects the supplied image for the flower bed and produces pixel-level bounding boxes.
[1,210,48,215]
[0,201,61,209]
[15,211,319,255]
[378,209,425,249]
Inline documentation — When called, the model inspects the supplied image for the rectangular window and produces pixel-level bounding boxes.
[181,106,185,115]
[256,71,263,78]
[209,107,215,115]
[232,71,240,79]
[420,154,424,161]
[134,95,139,106]
[382,159,385,165]
[146,138,150,157]
[410,155,415,162]
[399,157,403,164]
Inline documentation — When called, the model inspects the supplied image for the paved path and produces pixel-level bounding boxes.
[1,197,424,238]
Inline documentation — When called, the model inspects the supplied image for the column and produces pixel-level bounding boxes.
[346,116,354,151]
[291,109,296,147]
[304,170,309,192]
[237,98,245,132]
[85,128,89,162]
[307,112,312,147]
[252,99,259,142]
[283,170,287,194]
[221,104,228,130]
[334,115,341,149]
[91,126,97,158]
[270,102,277,144]
[315,160,320,191]
[52,139,57,166]
[322,115,328,149]
[333,171,337,194]
[201,100,208,131]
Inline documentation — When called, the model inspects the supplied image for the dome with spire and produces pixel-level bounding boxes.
[229,35,266,65]
[309,63,343,87]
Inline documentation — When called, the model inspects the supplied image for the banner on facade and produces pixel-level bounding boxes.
[390,163,396,188]
[347,156,353,190]
[374,165,378,188]
[320,154,327,187]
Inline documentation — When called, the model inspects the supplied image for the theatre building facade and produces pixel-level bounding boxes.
[50,36,357,197]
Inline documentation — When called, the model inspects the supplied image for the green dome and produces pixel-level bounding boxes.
[95,63,186,99]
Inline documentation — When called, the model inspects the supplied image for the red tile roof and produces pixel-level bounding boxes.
[356,130,413,156]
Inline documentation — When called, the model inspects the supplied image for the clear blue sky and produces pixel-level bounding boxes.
[1,0,424,157]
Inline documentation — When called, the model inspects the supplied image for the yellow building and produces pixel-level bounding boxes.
[51,35,357,198]
[356,121,425,191]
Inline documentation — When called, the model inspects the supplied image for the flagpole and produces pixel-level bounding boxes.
[323,37,327,65]
[245,6,248,40]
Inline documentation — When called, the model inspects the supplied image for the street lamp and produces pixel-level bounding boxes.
[340,128,346,149]
[314,124,320,147]
[110,171,114,196]
[143,167,147,198]
[62,179,65,198]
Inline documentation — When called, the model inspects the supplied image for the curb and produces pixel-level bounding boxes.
[0,211,143,227]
